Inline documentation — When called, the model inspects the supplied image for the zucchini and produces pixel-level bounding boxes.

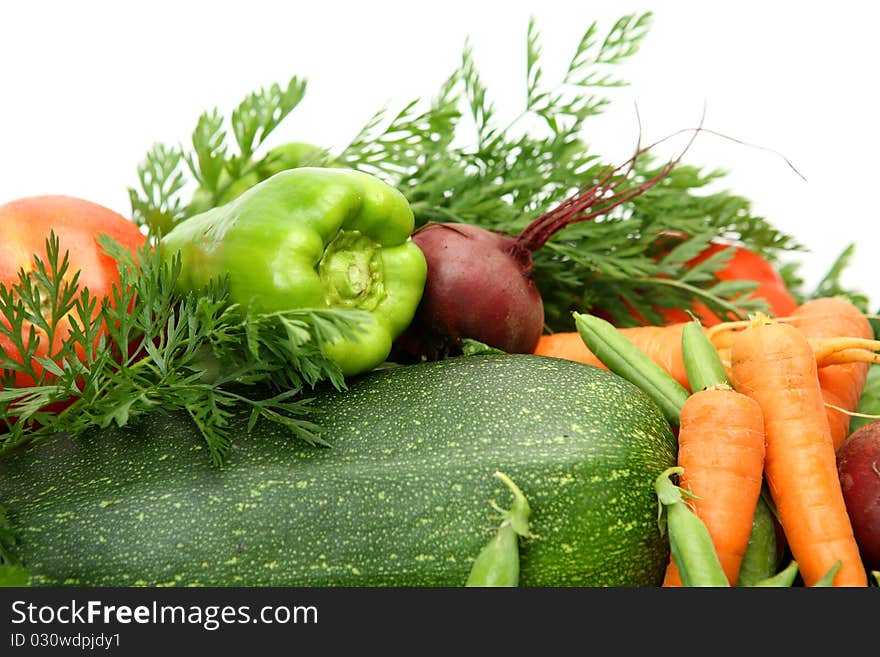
[0,354,677,586]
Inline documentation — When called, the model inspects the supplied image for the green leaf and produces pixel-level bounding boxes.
[808,243,871,311]
[188,108,228,189]
[230,76,307,167]
[597,12,653,64]
[526,17,544,110]
[564,21,600,82]
[128,142,187,234]
[657,234,717,269]
[460,38,496,146]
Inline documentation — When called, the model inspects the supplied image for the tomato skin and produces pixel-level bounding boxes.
[0,195,146,388]
[659,241,798,326]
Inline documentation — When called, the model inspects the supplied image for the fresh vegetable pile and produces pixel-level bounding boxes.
[1,11,878,588]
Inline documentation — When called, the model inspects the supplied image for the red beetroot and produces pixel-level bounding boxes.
[396,224,545,360]
[837,421,880,571]
[395,135,697,360]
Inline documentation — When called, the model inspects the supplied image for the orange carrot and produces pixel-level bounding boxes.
[533,331,607,368]
[662,386,766,586]
[533,323,692,390]
[536,305,880,422]
[787,296,874,449]
[730,317,867,586]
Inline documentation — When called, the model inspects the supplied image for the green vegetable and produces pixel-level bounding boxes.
[733,558,844,588]
[750,560,799,587]
[465,471,533,587]
[0,354,677,587]
[161,167,427,377]
[735,493,782,586]
[573,311,689,424]
[812,562,842,587]
[681,320,730,392]
[852,363,880,434]
[655,466,729,587]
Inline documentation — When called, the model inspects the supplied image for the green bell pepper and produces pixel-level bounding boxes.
[161,167,427,376]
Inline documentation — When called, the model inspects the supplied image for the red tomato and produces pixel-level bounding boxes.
[0,195,147,388]
[659,241,798,326]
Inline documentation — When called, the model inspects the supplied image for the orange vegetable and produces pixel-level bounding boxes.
[787,297,874,449]
[729,318,867,586]
[533,323,691,390]
[662,386,766,586]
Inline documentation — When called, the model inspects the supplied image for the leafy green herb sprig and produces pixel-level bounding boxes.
[128,77,308,236]
[0,232,367,464]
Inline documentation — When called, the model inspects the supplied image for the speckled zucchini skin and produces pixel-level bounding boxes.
[0,354,677,587]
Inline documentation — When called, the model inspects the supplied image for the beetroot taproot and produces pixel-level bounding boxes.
[837,421,880,571]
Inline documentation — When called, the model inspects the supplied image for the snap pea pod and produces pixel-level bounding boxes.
[655,466,729,587]
[736,492,782,586]
[738,558,843,587]
[654,466,842,588]
[573,312,689,424]
[812,561,842,587]
[680,320,730,392]
[749,560,799,587]
[465,471,533,587]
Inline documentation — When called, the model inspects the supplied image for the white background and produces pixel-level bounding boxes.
[2,1,878,306]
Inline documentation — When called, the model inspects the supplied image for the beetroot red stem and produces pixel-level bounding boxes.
[514,163,626,253]
[513,130,699,254]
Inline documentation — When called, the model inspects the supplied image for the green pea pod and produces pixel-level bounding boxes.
[812,561,842,587]
[749,560,799,587]
[466,471,533,587]
[655,466,729,587]
[736,493,781,586]
[746,559,846,587]
[681,320,730,392]
[465,521,520,587]
[162,167,428,377]
[573,312,689,425]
